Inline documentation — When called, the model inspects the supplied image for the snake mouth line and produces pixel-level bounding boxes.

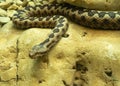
[29,51,47,59]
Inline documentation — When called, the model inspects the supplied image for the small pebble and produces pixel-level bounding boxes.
[7,4,19,10]
[0,8,7,16]
[0,17,10,24]
[0,2,13,9]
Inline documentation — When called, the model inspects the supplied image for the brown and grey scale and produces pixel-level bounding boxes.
[12,3,120,58]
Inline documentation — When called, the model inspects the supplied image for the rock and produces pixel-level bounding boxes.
[0,20,120,86]
[0,8,7,16]
[0,22,20,85]
[0,2,13,9]
[57,0,120,10]
[0,0,120,86]
[21,0,28,7]
[7,10,16,17]
[28,1,35,6]
[0,17,10,24]
[7,4,19,10]
[15,0,23,6]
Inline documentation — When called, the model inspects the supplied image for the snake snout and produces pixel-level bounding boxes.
[29,44,48,59]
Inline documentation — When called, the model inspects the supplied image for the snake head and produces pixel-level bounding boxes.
[29,44,48,59]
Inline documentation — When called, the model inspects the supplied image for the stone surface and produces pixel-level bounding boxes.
[0,0,120,86]
[0,20,120,86]
[0,17,10,24]
[0,22,21,86]
[0,8,7,16]
[57,0,120,10]
[0,1,13,9]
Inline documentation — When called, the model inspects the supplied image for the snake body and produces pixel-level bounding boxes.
[12,3,120,58]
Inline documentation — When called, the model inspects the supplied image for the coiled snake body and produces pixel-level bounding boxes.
[12,3,120,58]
